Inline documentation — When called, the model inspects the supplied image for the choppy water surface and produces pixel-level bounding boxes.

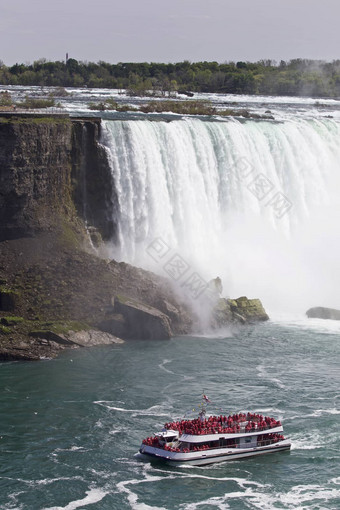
[1,319,339,509]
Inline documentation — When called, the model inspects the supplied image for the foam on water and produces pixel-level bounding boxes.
[42,488,108,510]
[254,483,340,510]
[116,464,177,510]
[256,364,286,389]
[109,429,122,435]
[311,408,340,416]
[94,401,170,417]
[53,446,86,453]
[158,359,175,374]
[1,475,85,487]
[177,481,340,510]
[270,314,340,335]
[290,429,336,451]
[116,462,269,510]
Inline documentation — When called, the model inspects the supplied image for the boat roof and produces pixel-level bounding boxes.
[155,429,179,438]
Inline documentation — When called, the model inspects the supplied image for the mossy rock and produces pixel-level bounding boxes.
[0,325,11,335]
[58,221,81,249]
[233,296,269,321]
[1,316,25,326]
[29,320,92,346]
[116,294,129,305]
[235,296,249,308]
[248,298,263,308]
[227,299,238,309]
[30,320,91,336]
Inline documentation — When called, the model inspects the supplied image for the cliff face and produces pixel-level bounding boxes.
[0,116,73,240]
[71,119,118,242]
[0,114,117,242]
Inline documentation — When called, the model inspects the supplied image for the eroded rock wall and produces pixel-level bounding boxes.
[71,119,117,242]
[0,114,116,243]
[0,116,74,240]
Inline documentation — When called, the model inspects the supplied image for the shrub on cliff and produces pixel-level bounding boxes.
[139,100,216,115]
[88,101,106,111]
[18,95,56,109]
[88,99,138,112]
[0,91,12,106]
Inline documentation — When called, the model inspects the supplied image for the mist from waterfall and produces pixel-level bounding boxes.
[100,116,340,315]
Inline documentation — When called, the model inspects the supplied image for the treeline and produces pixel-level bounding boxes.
[1,58,340,97]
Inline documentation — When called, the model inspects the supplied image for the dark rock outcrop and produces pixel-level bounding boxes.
[306,306,340,320]
[97,314,127,339]
[177,90,194,97]
[113,296,172,340]
[0,234,195,359]
[107,260,194,335]
[0,313,124,361]
[30,328,123,347]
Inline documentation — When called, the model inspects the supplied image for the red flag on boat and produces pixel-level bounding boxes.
[203,394,211,403]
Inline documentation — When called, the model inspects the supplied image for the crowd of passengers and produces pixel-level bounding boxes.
[163,413,281,435]
[257,433,285,446]
[142,432,285,452]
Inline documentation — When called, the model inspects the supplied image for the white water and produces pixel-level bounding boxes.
[101,116,340,315]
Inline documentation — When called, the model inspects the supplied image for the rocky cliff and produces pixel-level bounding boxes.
[71,118,118,243]
[0,113,269,361]
[0,114,117,243]
[0,115,73,240]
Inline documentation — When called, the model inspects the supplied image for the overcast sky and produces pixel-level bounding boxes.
[1,0,340,65]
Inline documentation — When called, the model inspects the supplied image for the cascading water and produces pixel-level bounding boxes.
[100,116,340,314]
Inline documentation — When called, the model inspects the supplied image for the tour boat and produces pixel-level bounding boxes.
[139,399,291,466]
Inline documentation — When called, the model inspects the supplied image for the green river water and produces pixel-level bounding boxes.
[1,319,339,509]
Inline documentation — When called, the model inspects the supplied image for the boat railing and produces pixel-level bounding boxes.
[191,438,284,451]
[256,438,285,447]
[183,437,285,452]
[148,435,285,453]
[180,422,281,435]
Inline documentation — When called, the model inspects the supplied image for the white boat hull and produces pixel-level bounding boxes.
[140,440,291,466]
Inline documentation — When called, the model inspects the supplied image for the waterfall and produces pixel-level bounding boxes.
[100,116,340,314]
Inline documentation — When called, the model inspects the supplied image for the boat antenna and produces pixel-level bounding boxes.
[199,391,211,421]
[202,391,211,406]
